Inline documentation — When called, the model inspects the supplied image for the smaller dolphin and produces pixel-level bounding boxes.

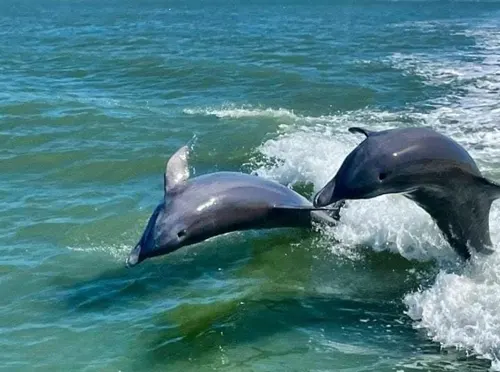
[313,126,500,260]
[127,144,337,267]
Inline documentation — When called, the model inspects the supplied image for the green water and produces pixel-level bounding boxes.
[2,1,500,371]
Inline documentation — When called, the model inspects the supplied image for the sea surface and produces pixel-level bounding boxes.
[2,0,500,371]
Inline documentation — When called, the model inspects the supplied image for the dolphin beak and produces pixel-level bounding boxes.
[126,244,142,267]
[314,177,340,207]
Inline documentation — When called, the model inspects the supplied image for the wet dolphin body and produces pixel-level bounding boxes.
[127,145,337,266]
[313,126,500,260]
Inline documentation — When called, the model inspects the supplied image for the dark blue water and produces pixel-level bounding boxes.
[2,1,500,371]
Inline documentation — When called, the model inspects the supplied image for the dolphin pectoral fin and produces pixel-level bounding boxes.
[477,245,495,257]
[164,145,191,195]
[473,175,500,201]
[126,244,141,267]
[348,127,376,138]
[313,177,338,207]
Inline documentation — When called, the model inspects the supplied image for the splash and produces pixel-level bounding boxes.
[404,249,500,365]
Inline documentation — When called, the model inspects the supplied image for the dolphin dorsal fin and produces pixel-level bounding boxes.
[348,127,375,138]
[164,145,190,195]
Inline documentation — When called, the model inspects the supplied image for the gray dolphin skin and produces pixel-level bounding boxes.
[313,126,500,260]
[127,145,337,267]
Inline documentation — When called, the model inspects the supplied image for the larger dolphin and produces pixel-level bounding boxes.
[313,126,500,260]
[127,144,337,267]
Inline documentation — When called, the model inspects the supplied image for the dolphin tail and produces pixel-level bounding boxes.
[271,204,342,226]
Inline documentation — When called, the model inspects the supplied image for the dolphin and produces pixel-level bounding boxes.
[127,144,338,267]
[313,126,500,260]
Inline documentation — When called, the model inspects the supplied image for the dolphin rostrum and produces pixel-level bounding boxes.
[127,144,338,266]
[313,126,500,260]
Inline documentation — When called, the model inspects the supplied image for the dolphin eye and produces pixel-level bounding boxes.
[177,229,187,239]
[379,172,388,181]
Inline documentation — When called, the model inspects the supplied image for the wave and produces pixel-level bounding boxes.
[243,23,500,370]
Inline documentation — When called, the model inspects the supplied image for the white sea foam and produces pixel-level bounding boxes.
[405,247,500,364]
[183,105,301,120]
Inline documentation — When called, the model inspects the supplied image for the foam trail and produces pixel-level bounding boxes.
[184,104,409,129]
[183,105,300,120]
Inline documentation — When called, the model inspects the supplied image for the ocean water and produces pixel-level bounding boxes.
[2,0,500,370]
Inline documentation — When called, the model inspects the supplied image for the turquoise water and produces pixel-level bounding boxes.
[2,1,500,370]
